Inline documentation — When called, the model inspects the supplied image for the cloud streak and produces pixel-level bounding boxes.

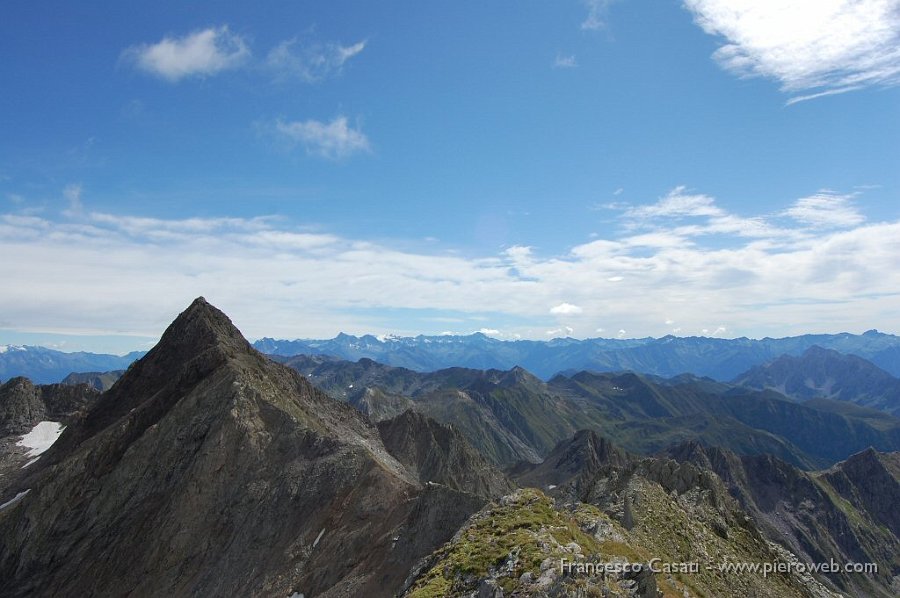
[266,38,366,82]
[0,187,898,342]
[581,0,619,30]
[683,0,900,102]
[124,27,365,84]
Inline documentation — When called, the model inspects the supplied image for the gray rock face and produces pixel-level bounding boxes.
[512,429,631,491]
[377,409,515,499]
[0,298,484,597]
[820,448,900,537]
[0,378,45,436]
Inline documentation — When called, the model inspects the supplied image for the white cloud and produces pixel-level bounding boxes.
[683,0,900,102]
[273,116,370,159]
[582,0,619,30]
[554,54,578,69]
[550,302,583,315]
[1,186,898,341]
[478,328,501,336]
[546,326,575,337]
[784,192,864,228]
[123,26,249,82]
[267,38,366,82]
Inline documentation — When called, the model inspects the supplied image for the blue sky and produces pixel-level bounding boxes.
[1,0,899,353]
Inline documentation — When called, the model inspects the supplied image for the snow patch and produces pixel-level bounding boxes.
[17,421,65,457]
[313,528,325,548]
[21,456,41,469]
[0,489,30,511]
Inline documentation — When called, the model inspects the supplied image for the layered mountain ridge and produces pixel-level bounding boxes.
[281,354,900,470]
[255,329,900,379]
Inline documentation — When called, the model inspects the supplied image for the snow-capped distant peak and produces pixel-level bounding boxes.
[0,344,26,354]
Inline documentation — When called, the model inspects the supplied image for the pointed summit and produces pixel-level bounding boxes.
[153,296,251,358]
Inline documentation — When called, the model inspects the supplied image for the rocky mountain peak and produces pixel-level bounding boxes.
[153,296,251,358]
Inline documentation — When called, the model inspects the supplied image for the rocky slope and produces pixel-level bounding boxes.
[0,377,99,436]
[666,441,900,596]
[377,409,515,499]
[407,432,840,597]
[0,377,100,491]
[0,298,487,597]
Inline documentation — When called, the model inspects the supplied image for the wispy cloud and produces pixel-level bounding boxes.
[1,187,897,340]
[62,183,83,216]
[272,116,371,159]
[266,38,366,82]
[683,0,900,102]
[581,0,619,30]
[554,54,578,69]
[784,191,864,228]
[621,186,781,239]
[123,26,250,82]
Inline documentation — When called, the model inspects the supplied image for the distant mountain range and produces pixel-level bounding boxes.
[0,345,142,384]
[4,329,900,385]
[253,329,900,379]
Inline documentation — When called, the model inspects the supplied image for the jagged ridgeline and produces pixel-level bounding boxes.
[1,298,898,597]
